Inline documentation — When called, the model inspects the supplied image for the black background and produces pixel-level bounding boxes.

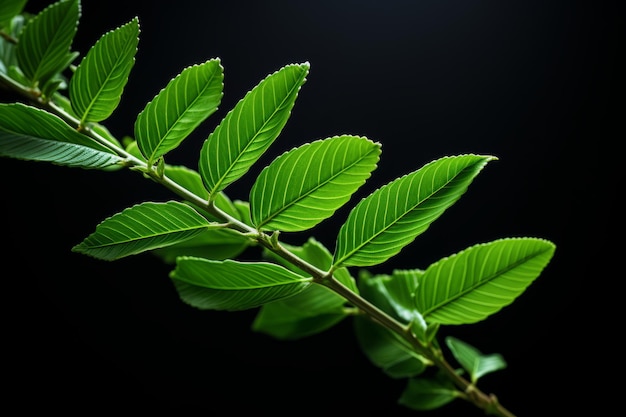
[1,0,621,415]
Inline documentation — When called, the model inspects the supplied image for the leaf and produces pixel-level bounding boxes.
[398,375,459,411]
[445,336,507,383]
[0,0,26,29]
[354,316,428,379]
[15,0,80,87]
[72,201,220,261]
[152,228,249,263]
[0,103,122,168]
[170,258,311,311]
[199,62,309,195]
[333,154,495,268]
[358,269,423,323]
[69,17,139,124]
[135,59,223,164]
[250,135,381,232]
[252,237,354,339]
[415,237,556,325]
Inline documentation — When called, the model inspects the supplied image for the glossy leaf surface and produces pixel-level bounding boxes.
[70,17,139,124]
[136,59,223,164]
[73,201,218,260]
[415,237,556,324]
[250,135,381,232]
[445,336,507,383]
[334,154,495,267]
[0,103,122,168]
[15,0,79,86]
[171,258,311,311]
[199,62,309,195]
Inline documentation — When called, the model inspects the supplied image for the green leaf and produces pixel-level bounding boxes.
[250,135,381,232]
[415,237,556,325]
[135,58,223,164]
[398,374,460,411]
[15,0,80,87]
[252,237,354,339]
[69,17,139,124]
[0,13,25,75]
[333,154,495,268]
[199,62,309,195]
[170,258,312,311]
[354,316,428,379]
[358,269,423,323]
[152,228,250,263]
[0,0,26,29]
[445,336,507,384]
[0,103,122,168]
[72,201,220,261]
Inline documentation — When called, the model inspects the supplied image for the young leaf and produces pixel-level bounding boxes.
[252,237,355,340]
[358,269,423,323]
[199,62,309,195]
[445,336,507,384]
[72,201,220,261]
[250,135,381,232]
[333,154,495,268]
[415,237,556,325]
[69,17,139,124]
[135,59,223,165]
[398,374,460,411]
[170,258,312,311]
[15,0,80,87]
[0,103,122,168]
[0,0,27,29]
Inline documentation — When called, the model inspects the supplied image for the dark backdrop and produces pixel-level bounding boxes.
[2,0,621,415]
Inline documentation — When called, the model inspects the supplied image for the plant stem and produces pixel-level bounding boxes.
[1,75,517,417]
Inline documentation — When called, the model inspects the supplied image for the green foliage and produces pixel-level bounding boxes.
[0,1,557,415]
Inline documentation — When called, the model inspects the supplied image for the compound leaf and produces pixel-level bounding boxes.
[0,103,122,168]
[73,200,220,260]
[70,17,139,124]
[135,58,223,164]
[171,258,311,311]
[250,135,381,232]
[333,154,495,268]
[15,0,79,87]
[415,237,556,325]
[199,62,309,195]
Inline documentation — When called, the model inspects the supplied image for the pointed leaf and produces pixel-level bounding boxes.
[250,135,381,232]
[16,0,80,86]
[135,59,223,164]
[445,336,507,383]
[170,258,311,311]
[72,201,220,261]
[0,103,122,168]
[69,17,139,124]
[398,375,459,411]
[333,154,495,268]
[199,62,309,195]
[0,0,26,29]
[415,237,556,325]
